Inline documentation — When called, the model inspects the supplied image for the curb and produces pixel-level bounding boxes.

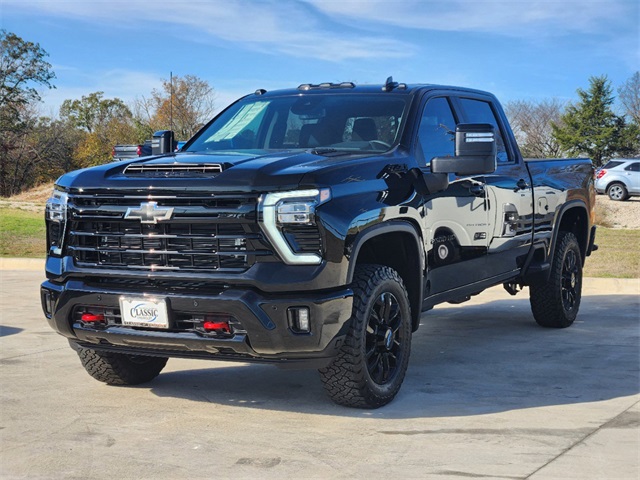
[0,258,45,271]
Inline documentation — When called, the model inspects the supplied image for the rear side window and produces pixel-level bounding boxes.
[603,160,624,169]
[624,162,640,172]
[458,98,510,163]
[416,97,456,166]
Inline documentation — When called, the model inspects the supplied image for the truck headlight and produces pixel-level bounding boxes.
[45,189,68,255]
[260,188,331,265]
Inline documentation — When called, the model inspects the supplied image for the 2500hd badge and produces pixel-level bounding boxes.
[41,78,597,408]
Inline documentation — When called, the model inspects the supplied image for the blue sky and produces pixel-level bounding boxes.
[1,0,638,116]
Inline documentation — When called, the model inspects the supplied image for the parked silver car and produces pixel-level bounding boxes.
[595,159,640,201]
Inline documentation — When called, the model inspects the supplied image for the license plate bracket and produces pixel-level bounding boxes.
[119,297,169,329]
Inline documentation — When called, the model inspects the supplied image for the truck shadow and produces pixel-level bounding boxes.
[0,325,23,337]
[149,293,639,419]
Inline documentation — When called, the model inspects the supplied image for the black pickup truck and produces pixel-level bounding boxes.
[42,79,597,408]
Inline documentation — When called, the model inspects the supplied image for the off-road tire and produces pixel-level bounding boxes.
[319,264,412,408]
[530,231,582,328]
[607,182,628,201]
[76,347,168,385]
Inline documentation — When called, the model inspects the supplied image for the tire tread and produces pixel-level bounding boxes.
[319,264,411,408]
[77,347,167,385]
[530,231,582,328]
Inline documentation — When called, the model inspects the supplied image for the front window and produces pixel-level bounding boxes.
[186,94,409,154]
[416,97,456,167]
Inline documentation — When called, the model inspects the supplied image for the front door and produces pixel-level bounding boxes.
[416,96,493,296]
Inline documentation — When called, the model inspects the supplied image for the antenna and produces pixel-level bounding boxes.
[383,76,398,91]
[382,76,406,91]
[170,71,173,132]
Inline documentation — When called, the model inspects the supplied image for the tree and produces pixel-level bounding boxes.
[552,76,636,166]
[0,30,55,125]
[60,91,145,167]
[0,105,82,196]
[60,91,131,134]
[505,99,565,158]
[0,30,56,196]
[618,71,640,126]
[135,74,216,140]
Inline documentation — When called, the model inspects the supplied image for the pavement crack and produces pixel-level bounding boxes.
[524,399,640,479]
[0,346,68,361]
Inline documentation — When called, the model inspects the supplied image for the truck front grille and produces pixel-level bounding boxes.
[66,193,271,272]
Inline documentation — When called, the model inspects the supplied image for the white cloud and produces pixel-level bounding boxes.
[2,0,415,61]
[302,0,634,36]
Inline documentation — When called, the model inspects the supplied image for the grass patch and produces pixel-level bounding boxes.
[0,206,637,278]
[583,228,640,278]
[0,207,46,258]
[594,202,614,228]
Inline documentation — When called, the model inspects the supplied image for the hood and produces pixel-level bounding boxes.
[55,149,375,193]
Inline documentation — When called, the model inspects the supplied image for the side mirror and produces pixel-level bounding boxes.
[431,123,497,175]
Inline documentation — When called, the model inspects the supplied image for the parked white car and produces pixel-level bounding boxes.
[595,158,640,201]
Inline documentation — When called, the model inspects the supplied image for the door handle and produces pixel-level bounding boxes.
[515,178,529,191]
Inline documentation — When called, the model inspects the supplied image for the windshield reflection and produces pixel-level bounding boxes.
[186,94,409,155]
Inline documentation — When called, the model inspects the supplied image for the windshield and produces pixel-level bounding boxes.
[186,94,409,154]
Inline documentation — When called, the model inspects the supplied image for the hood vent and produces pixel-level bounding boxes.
[125,163,224,176]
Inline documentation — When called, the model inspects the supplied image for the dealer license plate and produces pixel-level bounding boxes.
[119,297,169,329]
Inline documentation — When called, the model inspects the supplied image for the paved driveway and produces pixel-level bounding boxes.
[1,270,638,479]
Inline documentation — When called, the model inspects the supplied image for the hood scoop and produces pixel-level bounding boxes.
[124,162,224,177]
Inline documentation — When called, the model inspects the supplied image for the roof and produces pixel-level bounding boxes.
[251,82,494,98]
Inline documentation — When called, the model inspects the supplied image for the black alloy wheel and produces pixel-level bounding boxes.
[365,292,404,385]
[560,247,580,313]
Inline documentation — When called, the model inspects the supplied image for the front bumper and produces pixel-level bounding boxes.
[41,278,353,366]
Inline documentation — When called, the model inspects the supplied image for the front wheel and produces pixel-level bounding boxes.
[76,346,168,385]
[319,264,412,408]
[529,232,582,328]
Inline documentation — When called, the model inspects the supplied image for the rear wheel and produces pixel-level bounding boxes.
[319,264,412,408]
[529,231,582,328]
[607,183,628,201]
[76,347,167,385]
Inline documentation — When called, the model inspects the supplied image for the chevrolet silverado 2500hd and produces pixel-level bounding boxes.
[42,78,597,408]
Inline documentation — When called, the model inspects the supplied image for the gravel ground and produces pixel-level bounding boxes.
[596,195,640,229]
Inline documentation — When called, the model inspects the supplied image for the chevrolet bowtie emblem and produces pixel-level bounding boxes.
[124,202,174,224]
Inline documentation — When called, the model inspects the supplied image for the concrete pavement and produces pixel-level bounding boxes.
[0,268,638,479]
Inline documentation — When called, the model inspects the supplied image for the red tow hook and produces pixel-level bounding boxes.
[203,321,231,334]
[81,313,105,322]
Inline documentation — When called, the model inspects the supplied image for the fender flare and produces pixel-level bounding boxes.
[346,221,424,283]
[346,220,425,331]
[547,199,590,267]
